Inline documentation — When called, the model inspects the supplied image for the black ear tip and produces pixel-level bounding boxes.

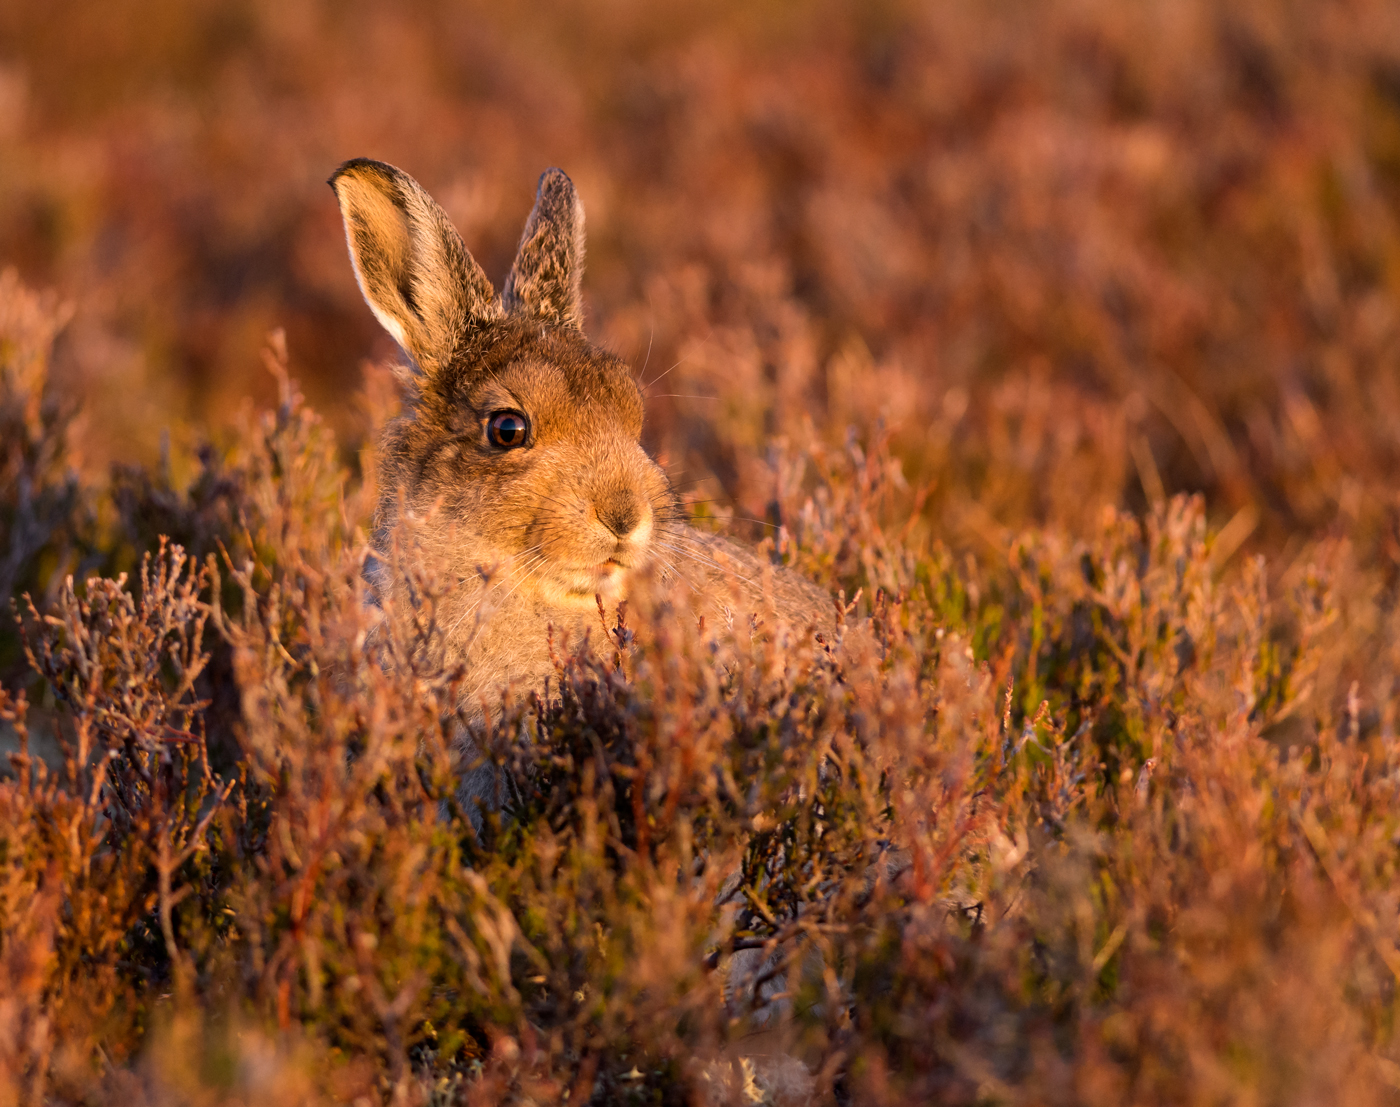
[330,158,403,193]
[537,167,575,196]
[330,158,369,186]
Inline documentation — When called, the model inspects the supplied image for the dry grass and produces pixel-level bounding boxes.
[3,0,1400,1103]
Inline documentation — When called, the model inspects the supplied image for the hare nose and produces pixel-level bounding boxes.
[596,488,643,538]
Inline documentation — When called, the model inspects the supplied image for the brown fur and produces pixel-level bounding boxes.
[500,168,587,331]
[330,160,834,793]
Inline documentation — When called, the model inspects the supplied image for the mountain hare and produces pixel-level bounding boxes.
[330,159,834,713]
[332,160,834,1093]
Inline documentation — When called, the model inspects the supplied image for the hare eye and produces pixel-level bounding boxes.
[487,410,529,449]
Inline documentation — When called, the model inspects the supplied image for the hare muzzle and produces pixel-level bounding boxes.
[530,442,664,606]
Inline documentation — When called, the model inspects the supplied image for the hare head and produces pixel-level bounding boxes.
[330,159,676,611]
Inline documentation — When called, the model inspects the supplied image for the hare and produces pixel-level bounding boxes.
[331,159,839,1093]
[330,159,835,718]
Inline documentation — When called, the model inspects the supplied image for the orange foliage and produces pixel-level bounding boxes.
[2,1,1400,1103]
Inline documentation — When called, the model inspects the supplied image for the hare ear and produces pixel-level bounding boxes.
[330,158,500,374]
[502,168,586,331]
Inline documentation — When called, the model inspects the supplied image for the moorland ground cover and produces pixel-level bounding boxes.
[3,1,1400,1102]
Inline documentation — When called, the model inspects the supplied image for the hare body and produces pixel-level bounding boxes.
[332,159,833,723]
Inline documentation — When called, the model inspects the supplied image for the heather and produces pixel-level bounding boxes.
[3,0,1400,1103]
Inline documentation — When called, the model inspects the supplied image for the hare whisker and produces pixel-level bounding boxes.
[452,556,548,642]
[445,551,548,638]
[653,552,703,593]
[651,538,759,590]
[446,565,538,638]
[488,554,555,613]
[640,351,687,393]
[635,325,654,382]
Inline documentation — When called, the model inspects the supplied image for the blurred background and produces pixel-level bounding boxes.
[2,0,1399,554]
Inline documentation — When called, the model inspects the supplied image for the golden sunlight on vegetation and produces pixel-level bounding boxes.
[3,0,1400,1103]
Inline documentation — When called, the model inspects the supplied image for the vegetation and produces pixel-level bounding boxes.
[3,0,1400,1102]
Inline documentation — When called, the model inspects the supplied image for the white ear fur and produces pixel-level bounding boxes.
[330,159,501,373]
[356,278,409,351]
